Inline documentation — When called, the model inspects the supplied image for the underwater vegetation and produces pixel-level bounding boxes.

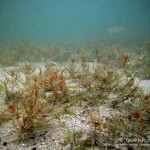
[0,51,149,149]
[0,38,149,80]
[0,64,57,139]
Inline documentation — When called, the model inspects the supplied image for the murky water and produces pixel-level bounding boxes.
[0,0,149,77]
[0,0,150,43]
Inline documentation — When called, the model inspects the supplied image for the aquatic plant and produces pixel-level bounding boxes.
[66,55,79,79]
[0,69,23,104]
[7,96,54,139]
[36,66,69,104]
[0,110,12,126]
[132,50,150,79]
[64,128,78,147]
[0,51,149,149]
[64,56,149,148]
[74,64,122,105]
[0,64,61,139]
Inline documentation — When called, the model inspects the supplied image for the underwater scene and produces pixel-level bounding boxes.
[0,0,150,149]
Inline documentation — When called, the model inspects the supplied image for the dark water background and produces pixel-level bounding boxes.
[0,0,150,45]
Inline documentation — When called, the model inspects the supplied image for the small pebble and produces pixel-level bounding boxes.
[127,146,135,150]
[107,144,115,149]
[3,142,7,146]
[30,136,35,139]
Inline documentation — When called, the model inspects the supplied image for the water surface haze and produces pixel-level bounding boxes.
[0,0,150,44]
